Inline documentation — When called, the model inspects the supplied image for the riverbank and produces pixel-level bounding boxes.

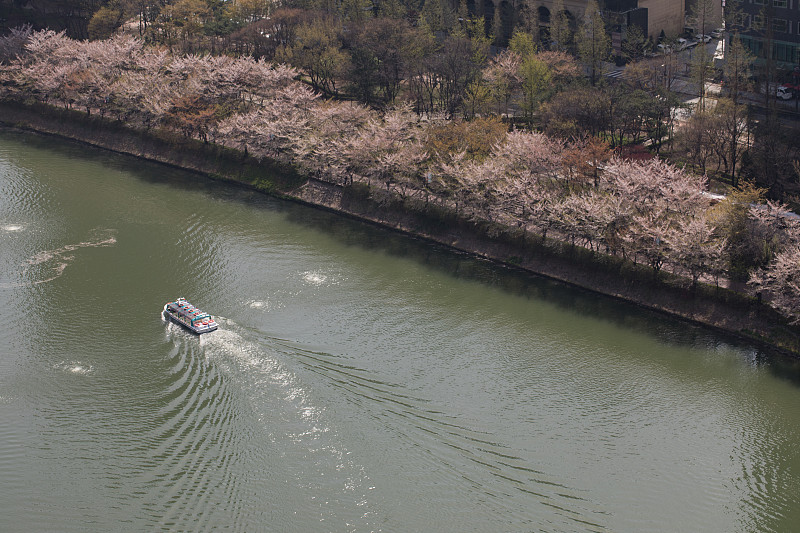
[3,101,799,355]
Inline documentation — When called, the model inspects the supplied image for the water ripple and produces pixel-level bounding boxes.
[274,338,608,531]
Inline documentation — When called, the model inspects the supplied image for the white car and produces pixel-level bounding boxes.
[695,34,712,43]
[710,28,723,39]
[759,83,794,99]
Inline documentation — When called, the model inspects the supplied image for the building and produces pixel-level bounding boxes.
[736,0,800,68]
[463,0,688,45]
[605,0,688,39]
[684,0,724,35]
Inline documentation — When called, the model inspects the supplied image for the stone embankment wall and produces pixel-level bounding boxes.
[3,101,800,356]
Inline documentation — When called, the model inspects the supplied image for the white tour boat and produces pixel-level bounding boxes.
[163,297,218,334]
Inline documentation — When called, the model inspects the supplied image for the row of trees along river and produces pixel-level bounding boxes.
[4,0,800,194]
[1,24,800,332]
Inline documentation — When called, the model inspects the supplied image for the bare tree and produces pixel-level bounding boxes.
[576,0,609,86]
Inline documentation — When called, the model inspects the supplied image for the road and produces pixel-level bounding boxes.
[604,38,800,124]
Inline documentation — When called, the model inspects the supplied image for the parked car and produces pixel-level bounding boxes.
[777,85,794,100]
[656,43,672,54]
[695,34,712,43]
[710,28,723,39]
[759,83,795,99]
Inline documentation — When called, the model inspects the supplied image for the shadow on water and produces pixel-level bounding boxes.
[270,197,800,368]
[1,127,230,193]
[261,199,800,388]
[7,128,800,383]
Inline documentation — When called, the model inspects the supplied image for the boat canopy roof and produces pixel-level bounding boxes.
[167,300,212,323]
[167,302,193,313]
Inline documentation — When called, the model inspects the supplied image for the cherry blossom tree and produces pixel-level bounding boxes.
[291,101,375,184]
[490,131,565,240]
[605,157,708,272]
[557,189,626,252]
[483,50,521,118]
[667,213,726,288]
[750,244,800,323]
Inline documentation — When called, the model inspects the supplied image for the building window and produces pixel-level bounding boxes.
[739,35,762,57]
[774,18,789,32]
[538,5,550,23]
[773,0,787,7]
[771,41,798,62]
[754,0,765,5]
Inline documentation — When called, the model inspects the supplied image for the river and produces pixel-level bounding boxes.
[1,129,800,532]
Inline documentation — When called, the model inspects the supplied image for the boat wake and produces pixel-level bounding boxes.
[156,318,381,531]
[158,316,605,531]
[264,337,609,531]
[198,321,343,452]
[8,229,117,288]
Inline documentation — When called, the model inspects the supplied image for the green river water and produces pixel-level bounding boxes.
[2,129,800,532]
